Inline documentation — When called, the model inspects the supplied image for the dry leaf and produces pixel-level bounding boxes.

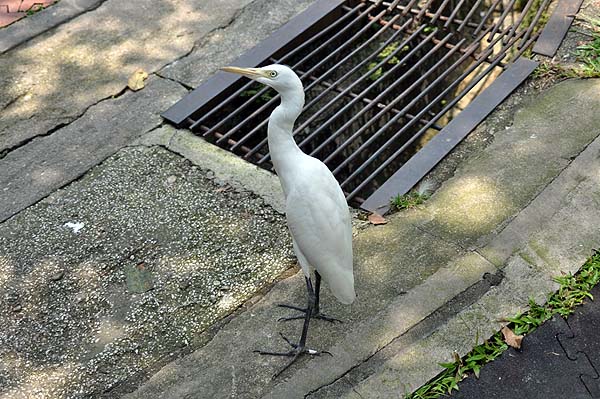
[452,351,461,364]
[501,326,523,349]
[368,212,387,225]
[128,68,148,91]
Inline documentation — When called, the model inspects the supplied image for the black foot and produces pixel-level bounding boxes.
[276,304,343,323]
[254,333,332,378]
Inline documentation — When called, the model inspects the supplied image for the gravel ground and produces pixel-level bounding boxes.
[0,146,294,398]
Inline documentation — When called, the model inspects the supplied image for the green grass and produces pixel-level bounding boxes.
[532,62,577,79]
[575,30,600,78]
[407,251,600,398]
[390,191,429,210]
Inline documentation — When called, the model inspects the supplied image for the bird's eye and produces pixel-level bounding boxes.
[269,71,278,78]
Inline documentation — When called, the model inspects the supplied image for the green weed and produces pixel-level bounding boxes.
[25,1,58,16]
[575,31,600,78]
[407,251,600,398]
[390,191,429,210]
[367,42,411,81]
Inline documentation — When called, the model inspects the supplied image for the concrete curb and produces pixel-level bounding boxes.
[349,254,559,397]
[134,125,286,213]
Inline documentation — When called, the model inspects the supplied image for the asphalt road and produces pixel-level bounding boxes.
[453,284,600,399]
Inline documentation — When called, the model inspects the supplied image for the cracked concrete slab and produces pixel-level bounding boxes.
[346,167,600,396]
[264,252,496,399]
[481,104,600,267]
[0,0,105,54]
[0,76,186,222]
[331,81,600,397]
[159,0,316,89]
[348,254,559,398]
[0,0,257,152]
[0,145,294,398]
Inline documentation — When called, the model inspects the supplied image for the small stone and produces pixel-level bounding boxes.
[166,175,177,184]
[50,270,64,281]
[11,305,22,312]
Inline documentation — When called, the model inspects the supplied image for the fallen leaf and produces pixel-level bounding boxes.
[368,212,387,225]
[501,326,523,349]
[128,68,148,91]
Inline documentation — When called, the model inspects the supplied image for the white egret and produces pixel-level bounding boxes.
[221,65,355,377]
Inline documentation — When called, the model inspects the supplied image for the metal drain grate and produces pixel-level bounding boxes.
[163,0,580,212]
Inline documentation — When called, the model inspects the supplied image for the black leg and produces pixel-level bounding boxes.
[254,276,331,378]
[314,271,322,315]
[276,271,343,323]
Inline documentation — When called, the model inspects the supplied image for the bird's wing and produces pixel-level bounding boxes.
[285,171,355,304]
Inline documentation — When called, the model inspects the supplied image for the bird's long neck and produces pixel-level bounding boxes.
[268,89,305,195]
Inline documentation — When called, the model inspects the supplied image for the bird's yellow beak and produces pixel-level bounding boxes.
[220,66,267,79]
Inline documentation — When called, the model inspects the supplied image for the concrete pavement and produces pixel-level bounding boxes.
[0,0,599,398]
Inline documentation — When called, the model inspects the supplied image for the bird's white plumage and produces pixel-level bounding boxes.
[222,64,355,305]
[285,157,355,304]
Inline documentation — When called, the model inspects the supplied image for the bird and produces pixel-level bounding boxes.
[221,64,355,377]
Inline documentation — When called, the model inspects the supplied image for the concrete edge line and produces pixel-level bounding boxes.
[350,253,559,397]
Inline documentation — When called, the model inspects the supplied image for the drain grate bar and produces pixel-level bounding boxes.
[347,27,533,199]
[190,2,369,134]
[240,18,417,159]
[163,0,580,210]
[296,73,444,130]
[216,5,397,148]
[292,26,435,159]
[361,58,538,212]
[312,31,459,164]
[457,0,484,31]
[331,34,467,176]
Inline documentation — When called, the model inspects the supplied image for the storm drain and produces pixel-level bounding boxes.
[163,0,581,212]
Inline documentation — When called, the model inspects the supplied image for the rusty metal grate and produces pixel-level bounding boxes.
[163,0,579,212]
